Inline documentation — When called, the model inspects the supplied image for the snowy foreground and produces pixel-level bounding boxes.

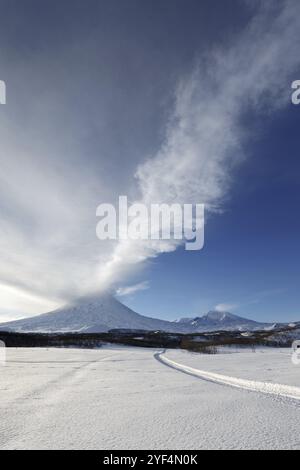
[0,346,299,450]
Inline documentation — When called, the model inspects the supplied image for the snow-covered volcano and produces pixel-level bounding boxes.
[176,310,275,332]
[0,293,176,333]
[0,295,284,333]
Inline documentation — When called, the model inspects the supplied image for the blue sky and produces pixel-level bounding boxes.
[126,107,300,322]
[0,0,299,323]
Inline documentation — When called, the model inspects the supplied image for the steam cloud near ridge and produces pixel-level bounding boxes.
[97,0,300,291]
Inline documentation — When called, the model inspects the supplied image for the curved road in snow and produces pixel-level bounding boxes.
[155,350,300,401]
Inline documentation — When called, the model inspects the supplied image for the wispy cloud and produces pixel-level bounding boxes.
[116,281,150,297]
[0,282,60,319]
[246,288,288,305]
[215,303,238,312]
[213,288,288,315]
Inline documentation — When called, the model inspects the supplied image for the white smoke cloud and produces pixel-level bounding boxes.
[96,0,300,290]
[215,303,238,313]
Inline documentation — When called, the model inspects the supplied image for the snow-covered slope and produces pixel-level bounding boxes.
[177,310,274,332]
[0,296,289,334]
[264,324,300,345]
[0,293,177,333]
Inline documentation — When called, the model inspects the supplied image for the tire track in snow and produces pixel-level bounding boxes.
[155,350,300,402]
[0,351,119,449]
[5,352,118,405]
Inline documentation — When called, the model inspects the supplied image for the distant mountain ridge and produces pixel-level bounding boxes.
[176,310,275,332]
[0,293,289,334]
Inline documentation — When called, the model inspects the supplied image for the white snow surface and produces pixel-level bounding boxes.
[0,346,300,450]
